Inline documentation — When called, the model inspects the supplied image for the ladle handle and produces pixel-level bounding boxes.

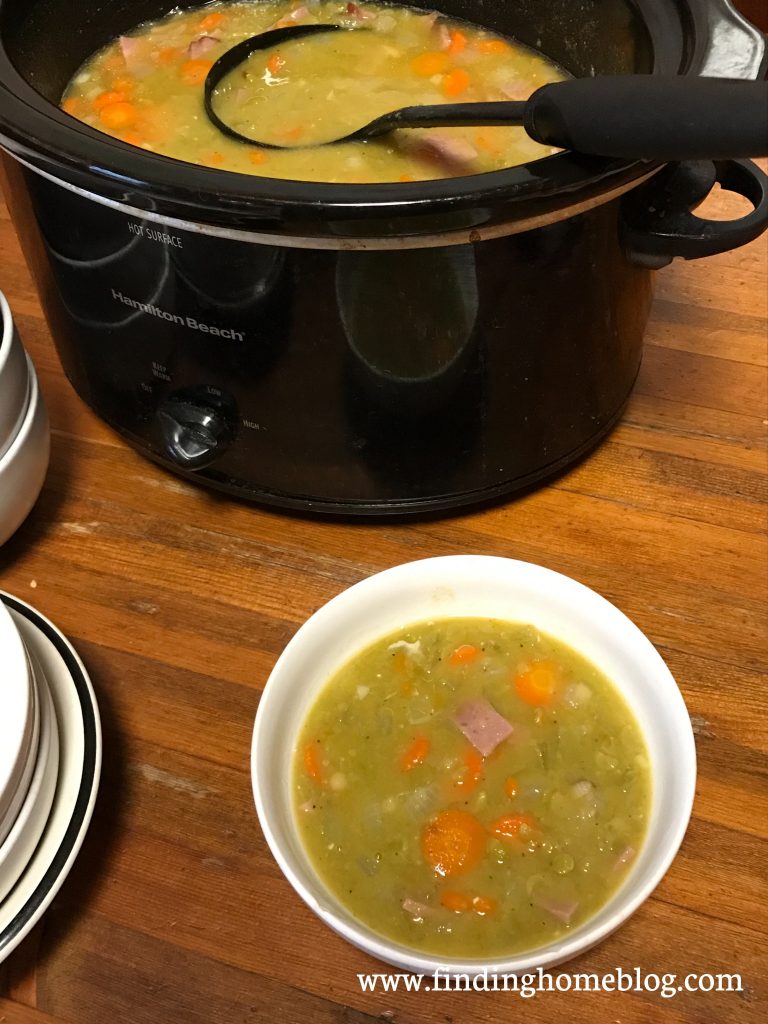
[525,76,768,160]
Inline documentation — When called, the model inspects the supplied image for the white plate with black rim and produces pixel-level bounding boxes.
[0,647,40,849]
[0,649,59,903]
[0,596,36,844]
[0,593,101,964]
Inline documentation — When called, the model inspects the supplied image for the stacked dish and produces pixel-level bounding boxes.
[0,593,101,963]
[0,290,50,546]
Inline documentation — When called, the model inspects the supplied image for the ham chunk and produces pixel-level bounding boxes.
[408,134,479,175]
[533,894,579,924]
[187,35,220,60]
[498,80,535,100]
[119,35,144,71]
[452,698,513,757]
[119,36,153,77]
[614,845,636,870]
[270,5,310,29]
[119,35,141,62]
[345,2,375,18]
[435,21,452,50]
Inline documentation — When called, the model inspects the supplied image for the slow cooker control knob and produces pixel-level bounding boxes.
[156,391,235,470]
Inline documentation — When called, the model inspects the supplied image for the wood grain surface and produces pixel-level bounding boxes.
[0,169,766,1024]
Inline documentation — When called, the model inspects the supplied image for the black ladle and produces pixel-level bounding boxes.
[204,24,768,160]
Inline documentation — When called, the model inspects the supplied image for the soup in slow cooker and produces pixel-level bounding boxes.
[60,1,567,182]
[294,617,650,957]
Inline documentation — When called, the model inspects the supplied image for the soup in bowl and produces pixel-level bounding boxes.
[251,555,696,974]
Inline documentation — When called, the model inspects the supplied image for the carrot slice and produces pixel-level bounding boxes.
[448,643,480,666]
[110,78,135,95]
[180,59,214,86]
[267,53,286,75]
[440,889,472,912]
[477,39,511,55]
[399,174,415,182]
[490,813,538,842]
[411,52,450,76]
[400,734,430,772]
[99,102,138,130]
[204,151,225,167]
[62,98,81,115]
[514,659,558,706]
[441,889,497,914]
[392,649,409,673]
[155,48,181,65]
[94,90,129,111]
[303,742,325,784]
[120,131,144,147]
[447,30,467,55]
[198,11,226,32]
[454,748,484,796]
[504,776,519,798]
[249,150,267,165]
[421,809,486,877]
[443,68,470,97]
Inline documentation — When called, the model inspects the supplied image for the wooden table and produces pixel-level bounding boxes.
[0,174,766,1024]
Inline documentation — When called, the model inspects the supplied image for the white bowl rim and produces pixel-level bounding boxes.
[0,643,39,848]
[0,576,33,824]
[0,290,13,374]
[0,647,59,896]
[0,354,41,472]
[251,554,697,976]
[0,291,31,460]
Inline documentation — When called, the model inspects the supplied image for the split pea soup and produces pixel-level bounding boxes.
[294,618,651,958]
[60,1,567,183]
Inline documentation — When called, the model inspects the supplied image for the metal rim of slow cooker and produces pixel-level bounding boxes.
[0,0,764,233]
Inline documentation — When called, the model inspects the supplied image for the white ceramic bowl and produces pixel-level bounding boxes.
[0,592,35,839]
[0,290,31,461]
[0,647,59,902]
[252,555,696,976]
[0,355,50,546]
[0,647,39,849]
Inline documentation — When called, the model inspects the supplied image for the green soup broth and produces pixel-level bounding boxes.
[293,617,651,958]
[60,0,566,183]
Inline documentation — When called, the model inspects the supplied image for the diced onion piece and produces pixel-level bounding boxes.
[402,897,433,920]
[375,14,397,32]
[572,779,595,799]
[329,771,347,791]
[564,682,593,708]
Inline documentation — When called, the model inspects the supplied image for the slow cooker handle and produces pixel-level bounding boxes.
[526,77,768,161]
[622,158,768,267]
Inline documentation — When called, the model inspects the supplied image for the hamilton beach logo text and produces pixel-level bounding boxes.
[110,289,245,341]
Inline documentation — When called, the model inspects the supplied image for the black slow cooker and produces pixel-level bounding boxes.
[0,0,766,515]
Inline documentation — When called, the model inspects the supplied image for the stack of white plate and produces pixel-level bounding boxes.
[0,290,50,546]
[0,593,101,963]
